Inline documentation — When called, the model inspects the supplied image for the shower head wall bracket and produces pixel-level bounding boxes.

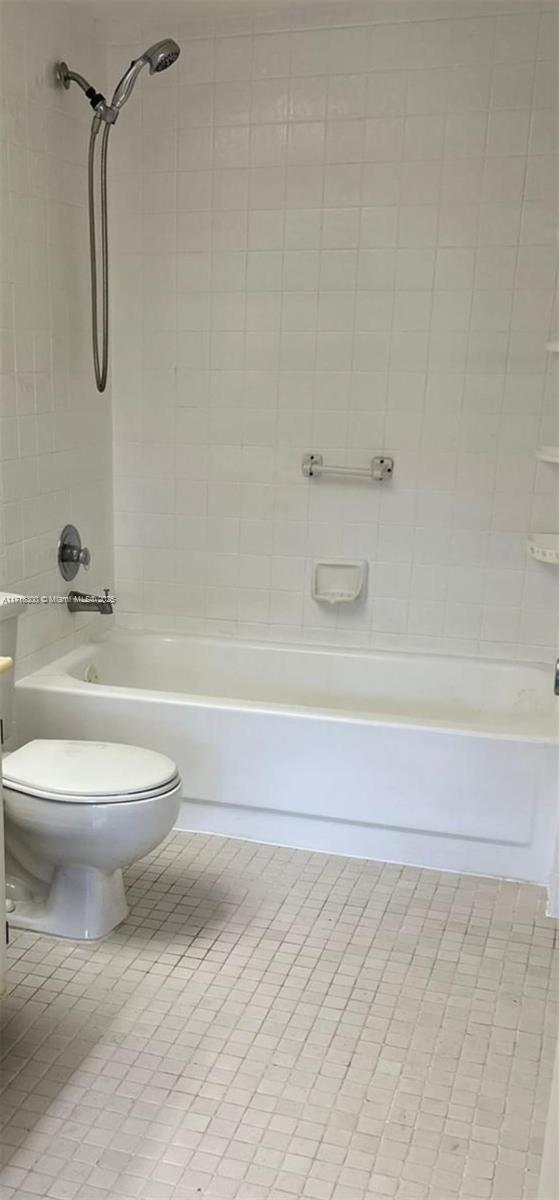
[56,62,114,121]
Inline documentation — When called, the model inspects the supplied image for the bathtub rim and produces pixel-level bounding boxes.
[16,631,557,746]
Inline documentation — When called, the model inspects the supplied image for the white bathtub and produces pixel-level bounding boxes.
[15,630,558,884]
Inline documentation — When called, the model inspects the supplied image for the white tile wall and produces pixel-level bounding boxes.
[108,0,559,662]
[0,0,114,676]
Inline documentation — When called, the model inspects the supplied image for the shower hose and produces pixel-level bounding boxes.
[88,116,111,393]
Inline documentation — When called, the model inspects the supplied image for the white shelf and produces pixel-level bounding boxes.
[528,534,559,564]
[536,446,559,464]
[546,341,559,353]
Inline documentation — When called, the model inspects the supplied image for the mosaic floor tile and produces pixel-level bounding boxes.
[1,833,557,1199]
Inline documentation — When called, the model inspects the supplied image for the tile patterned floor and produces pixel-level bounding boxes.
[1,832,557,1200]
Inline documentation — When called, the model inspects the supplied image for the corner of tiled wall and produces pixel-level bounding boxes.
[0,0,114,676]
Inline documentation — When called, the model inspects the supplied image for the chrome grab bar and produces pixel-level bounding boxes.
[302,453,394,482]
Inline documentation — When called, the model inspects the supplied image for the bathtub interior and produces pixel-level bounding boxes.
[39,630,554,737]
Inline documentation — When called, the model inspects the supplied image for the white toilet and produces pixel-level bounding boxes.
[0,596,182,940]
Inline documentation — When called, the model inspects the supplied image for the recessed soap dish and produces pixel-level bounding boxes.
[312,560,368,605]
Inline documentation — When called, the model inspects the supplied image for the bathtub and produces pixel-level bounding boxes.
[15,630,558,884]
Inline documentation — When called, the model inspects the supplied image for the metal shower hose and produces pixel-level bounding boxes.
[88,117,111,393]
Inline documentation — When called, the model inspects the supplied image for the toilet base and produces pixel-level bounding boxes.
[7,865,129,940]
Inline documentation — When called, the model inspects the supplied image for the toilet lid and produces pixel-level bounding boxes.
[2,740,181,803]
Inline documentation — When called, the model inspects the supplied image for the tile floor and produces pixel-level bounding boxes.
[1,832,557,1200]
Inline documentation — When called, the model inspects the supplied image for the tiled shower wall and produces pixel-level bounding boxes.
[111,0,559,662]
[0,1,113,675]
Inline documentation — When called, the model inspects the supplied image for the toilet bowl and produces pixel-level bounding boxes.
[4,739,181,940]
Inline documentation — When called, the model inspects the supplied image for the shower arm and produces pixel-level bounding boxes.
[57,62,117,124]
[58,58,150,123]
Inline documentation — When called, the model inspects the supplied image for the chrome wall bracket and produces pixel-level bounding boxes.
[302,454,394,482]
[58,524,91,581]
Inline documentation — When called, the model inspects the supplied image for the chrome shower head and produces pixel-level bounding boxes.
[143,39,181,74]
[111,39,180,111]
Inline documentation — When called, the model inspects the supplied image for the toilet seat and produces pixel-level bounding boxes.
[3,739,181,804]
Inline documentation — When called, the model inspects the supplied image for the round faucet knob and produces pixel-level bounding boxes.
[58,524,91,581]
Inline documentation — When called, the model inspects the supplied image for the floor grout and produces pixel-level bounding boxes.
[1,831,557,1199]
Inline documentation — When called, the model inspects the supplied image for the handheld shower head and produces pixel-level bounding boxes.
[111,39,180,111]
[57,37,180,391]
[144,39,181,74]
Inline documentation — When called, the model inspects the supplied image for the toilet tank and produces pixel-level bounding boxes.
[0,594,27,743]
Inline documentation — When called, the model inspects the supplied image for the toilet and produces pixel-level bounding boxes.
[0,596,182,940]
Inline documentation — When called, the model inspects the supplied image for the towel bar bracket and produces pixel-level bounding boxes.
[302,454,394,482]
